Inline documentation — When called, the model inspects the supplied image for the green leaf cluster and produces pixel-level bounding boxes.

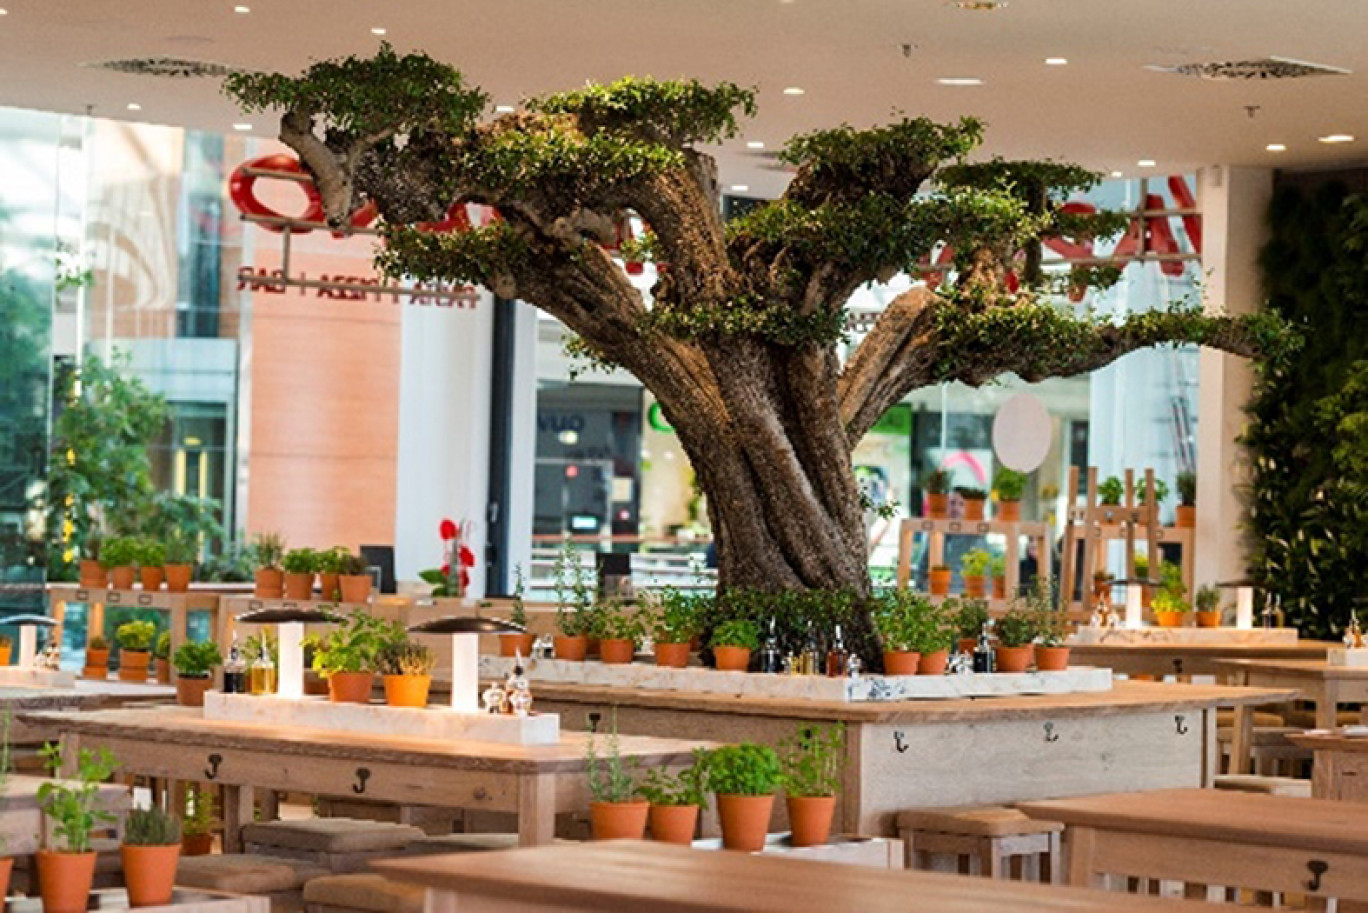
[124,806,182,846]
[947,597,990,639]
[38,744,119,854]
[531,77,756,147]
[872,591,951,654]
[710,618,758,651]
[282,548,319,574]
[777,724,844,798]
[115,620,156,652]
[375,639,436,676]
[173,640,223,677]
[706,743,781,796]
[651,588,707,643]
[639,748,710,808]
[308,611,401,676]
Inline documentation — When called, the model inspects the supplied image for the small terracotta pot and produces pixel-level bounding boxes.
[1176,505,1196,528]
[318,572,341,602]
[84,648,110,680]
[928,568,952,596]
[110,566,136,591]
[154,657,171,684]
[963,575,987,598]
[0,645,9,667]
[1141,586,1153,610]
[925,493,949,519]
[254,567,283,599]
[713,645,751,672]
[164,564,193,593]
[554,635,588,661]
[649,804,699,845]
[590,800,649,840]
[997,499,1022,523]
[882,650,920,676]
[962,498,985,522]
[383,674,431,708]
[599,638,636,665]
[654,642,691,668]
[37,849,97,913]
[283,572,315,601]
[918,649,950,675]
[119,650,151,682]
[499,633,536,658]
[78,560,107,589]
[787,794,836,848]
[339,574,372,603]
[992,576,1007,600]
[328,671,374,703]
[121,842,180,907]
[0,856,11,903]
[1195,610,1221,628]
[716,793,774,852]
[995,645,1033,673]
[956,637,977,655]
[181,834,214,856]
[139,566,164,592]
[1154,610,1186,628]
[1034,645,1070,672]
[176,675,213,707]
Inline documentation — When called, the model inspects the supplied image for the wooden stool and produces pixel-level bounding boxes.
[897,806,1063,882]
[1213,774,1312,798]
[303,873,424,913]
[176,853,330,909]
[243,817,426,873]
[1217,726,1311,777]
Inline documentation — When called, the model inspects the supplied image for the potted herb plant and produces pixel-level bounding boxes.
[960,548,991,598]
[116,620,156,682]
[554,603,592,661]
[994,605,1037,673]
[1133,553,1152,608]
[952,597,989,654]
[499,565,536,657]
[873,591,929,675]
[164,532,196,593]
[180,787,217,856]
[1194,584,1222,628]
[1152,566,1190,628]
[956,486,988,522]
[136,538,166,592]
[993,468,1028,522]
[596,603,644,665]
[711,619,758,672]
[121,806,182,907]
[586,721,647,840]
[252,531,286,599]
[337,551,373,603]
[173,641,222,707]
[83,636,110,680]
[1136,477,1170,524]
[1098,476,1124,507]
[922,469,951,519]
[310,610,388,703]
[102,536,138,591]
[553,540,594,660]
[989,553,1007,599]
[707,742,781,852]
[928,563,952,596]
[640,749,709,845]
[1175,471,1197,528]
[282,547,318,601]
[79,535,106,589]
[778,724,844,847]
[152,632,172,684]
[652,588,701,669]
[376,637,435,708]
[317,546,347,602]
[1023,584,1069,671]
[36,743,119,913]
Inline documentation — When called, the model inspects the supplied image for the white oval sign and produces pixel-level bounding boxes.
[992,393,1052,472]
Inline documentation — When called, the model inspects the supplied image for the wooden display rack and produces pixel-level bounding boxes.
[47,584,220,662]
[894,516,1053,612]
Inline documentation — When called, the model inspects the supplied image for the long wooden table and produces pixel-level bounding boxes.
[1068,640,1335,680]
[1288,731,1368,803]
[0,681,173,744]
[24,706,710,851]
[375,839,1211,912]
[1019,788,1368,905]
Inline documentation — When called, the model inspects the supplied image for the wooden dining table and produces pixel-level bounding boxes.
[1288,730,1368,803]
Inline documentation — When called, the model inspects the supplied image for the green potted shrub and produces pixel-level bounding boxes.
[711,619,758,672]
[116,620,156,682]
[309,610,390,703]
[928,563,952,596]
[960,548,992,598]
[252,531,286,598]
[922,468,951,519]
[640,749,709,845]
[1136,477,1169,506]
[955,486,988,521]
[1098,476,1124,507]
[596,602,645,665]
[1194,584,1222,628]
[553,541,595,661]
[181,786,217,856]
[83,635,110,680]
[79,534,107,589]
[164,532,197,593]
[993,468,1028,521]
[376,637,436,708]
[873,592,949,675]
[1023,583,1069,671]
[172,641,223,707]
[1152,564,1190,628]
[336,551,373,603]
[136,538,166,592]
[121,806,182,907]
[994,605,1038,672]
[102,536,139,591]
[152,631,172,684]
[281,547,318,601]
[499,564,536,657]
[952,597,990,654]
[586,720,646,840]
[36,743,119,913]
[316,546,348,602]
[1176,471,1197,528]
[778,724,844,847]
[989,553,1008,599]
[707,742,781,852]
[652,588,702,668]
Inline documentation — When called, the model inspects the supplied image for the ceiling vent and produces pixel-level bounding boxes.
[85,57,241,79]
[1146,56,1350,80]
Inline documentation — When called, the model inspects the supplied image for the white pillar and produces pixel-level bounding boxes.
[277,622,304,699]
[502,301,539,593]
[1195,166,1273,588]
[450,634,480,714]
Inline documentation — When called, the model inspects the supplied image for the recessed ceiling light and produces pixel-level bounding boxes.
[233,4,249,12]
[1266,143,1287,153]
[0,8,10,14]
[952,0,1007,9]
[782,86,805,96]
[1319,133,1354,144]
[494,104,515,114]
[730,185,750,193]
[936,77,984,86]
[1137,159,1156,168]
[126,103,142,111]
[233,123,252,131]
[1044,57,1068,66]
[1110,170,1124,178]
[371,27,386,36]
[746,141,765,150]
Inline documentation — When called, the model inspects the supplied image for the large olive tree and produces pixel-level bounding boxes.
[227,46,1289,598]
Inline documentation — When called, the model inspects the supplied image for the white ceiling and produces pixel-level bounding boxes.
[6,0,1368,194]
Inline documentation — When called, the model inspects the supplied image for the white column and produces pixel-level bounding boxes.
[1195,166,1273,588]
[502,301,540,593]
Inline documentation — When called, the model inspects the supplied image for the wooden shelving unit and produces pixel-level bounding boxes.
[895,516,1053,602]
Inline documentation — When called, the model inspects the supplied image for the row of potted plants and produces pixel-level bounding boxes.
[1096,470,1198,528]
[875,588,1070,674]
[79,534,199,593]
[928,548,1008,597]
[307,611,438,706]
[252,535,373,602]
[922,467,1028,522]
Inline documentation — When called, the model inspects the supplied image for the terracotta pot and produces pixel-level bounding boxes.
[37,849,97,913]
[110,566,136,591]
[1195,610,1222,628]
[1093,581,1113,606]
[164,564,193,593]
[882,650,920,676]
[0,856,11,903]
[1035,645,1070,672]
[962,498,986,522]
[995,645,1033,673]
[956,637,977,655]
[78,560,107,589]
[139,566,164,592]
[283,572,315,601]
[339,574,372,604]
[176,675,213,707]
[383,674,431,708]
[649,804,699,845]
[1154,610,1186,628]
[963,575,987,598]
[918,649,950,675]
[928,568,952,596]
[84,648,110,680]
[925,493,949,519]
[154,657,171,684]
[653,642,691,668]
[997,499,1022,523]
[328,671,374,703]
[499,633,537,658]
[318,572,341,602]
[0,645,10,667]
[254,567,283,599]
[553,635,589,661]
[992,576,1007,600]
[590,800,649,840]
[121,842,180,907]
[787,795,836,848]
[713,645,751,672]
[119,650,151,682]
[1176,505,1196,528]
[599,638,636,665]
[181,834,214,857]
[716,793,774,852]
[1141,586,1153,610]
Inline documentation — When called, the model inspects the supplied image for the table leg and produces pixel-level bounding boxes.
[1229,704,1254,776]
[516,773,556,847]
[1316,681,1340,731]
[1065,826,1100,889]
[222,784,255,854]
[171,606,189,677]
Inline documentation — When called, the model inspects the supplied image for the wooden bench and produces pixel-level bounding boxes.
[897,806,1062,881]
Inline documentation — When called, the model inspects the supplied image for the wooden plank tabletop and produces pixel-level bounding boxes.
[374,840,1207,912]
[1212,658,1368,679]
[19,706,713,773]
[1069,642,1335,658]
[1288,731,1368,752]
[1018,788,1368,856]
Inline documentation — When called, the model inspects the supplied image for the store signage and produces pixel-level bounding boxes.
[233,267,479,306]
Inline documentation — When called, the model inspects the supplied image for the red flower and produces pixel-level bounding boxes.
[458,544,476,568]
[439,518,457,541]
[459,568,470,590]
[440,563,450,577]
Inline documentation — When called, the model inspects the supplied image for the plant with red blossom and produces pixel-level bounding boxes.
[419,516,476,597]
